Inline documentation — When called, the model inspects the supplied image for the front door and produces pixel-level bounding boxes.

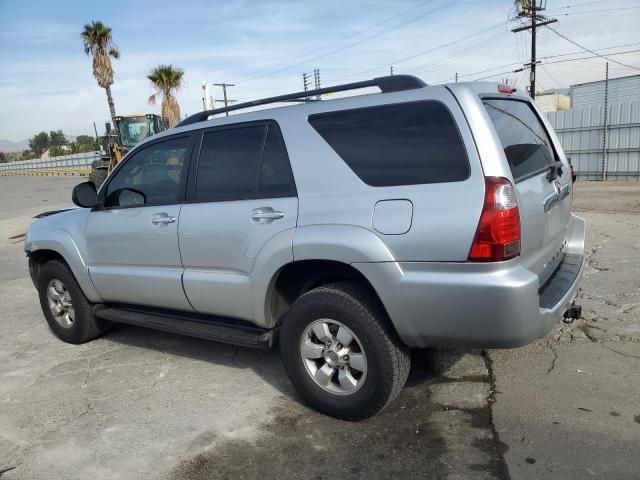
[179,122,298,321]
[86,135,194,310]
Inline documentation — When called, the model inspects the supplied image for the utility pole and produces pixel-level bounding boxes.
[602,62,609,181]
[313,68,321,100]
[201,82,214,110]
[455,72,458,83]
[390,65,394,76]
[511,0,557,100]
[303,72,311,101]
[213,83,236,116]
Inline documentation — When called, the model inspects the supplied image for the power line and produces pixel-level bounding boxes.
[552,5,640,16]
[545,27,640,71]
[542,48,640,66]
[233,0,437,84]
[341,22,506,80]
[433,47,640,84]
[540,65,563,88]
[539,41,640,61]
[235,0,452,84]
[408,30,509,75]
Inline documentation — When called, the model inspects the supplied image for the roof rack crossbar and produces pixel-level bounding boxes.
[176,75,426,127]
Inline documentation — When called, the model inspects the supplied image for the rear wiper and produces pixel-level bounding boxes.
[546,161,564,182]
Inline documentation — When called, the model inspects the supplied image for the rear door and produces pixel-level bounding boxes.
[482,98,572,282]
[179,121,298,321]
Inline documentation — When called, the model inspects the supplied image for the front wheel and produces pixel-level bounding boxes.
[37,260,110,344]
[279,282,410,420]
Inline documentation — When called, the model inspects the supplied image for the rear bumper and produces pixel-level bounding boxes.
[354,214,586,349]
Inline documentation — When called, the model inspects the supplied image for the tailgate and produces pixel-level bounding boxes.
[483,98,572,284]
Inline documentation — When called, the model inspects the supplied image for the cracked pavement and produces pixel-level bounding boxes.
[0,177,638,479]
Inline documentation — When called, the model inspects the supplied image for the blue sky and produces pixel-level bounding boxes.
[1,0,639,142]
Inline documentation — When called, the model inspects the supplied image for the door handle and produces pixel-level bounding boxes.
[251,208,284,223]
[151,214,176,225]
[251,211,284,220]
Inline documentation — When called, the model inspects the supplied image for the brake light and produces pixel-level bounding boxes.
[498,84,515,94]
[468,177,521,262]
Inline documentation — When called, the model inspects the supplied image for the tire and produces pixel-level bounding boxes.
[37,259,110,344]
[89,168,108,190]
[279,281,410,420]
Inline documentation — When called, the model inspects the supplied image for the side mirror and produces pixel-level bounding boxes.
[72,181,98,208]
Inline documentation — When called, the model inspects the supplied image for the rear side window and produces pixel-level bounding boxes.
[194,123,296,202]
[196,126,265,201]
[308,101,469,187]
[483,99,556,182]
[259,125,296,197]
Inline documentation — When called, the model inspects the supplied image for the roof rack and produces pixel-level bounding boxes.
[176,75,427,128]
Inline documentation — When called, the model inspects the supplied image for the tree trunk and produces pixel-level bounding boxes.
[104,85,117,131]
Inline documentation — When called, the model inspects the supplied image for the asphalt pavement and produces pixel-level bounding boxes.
[0,176,638,479]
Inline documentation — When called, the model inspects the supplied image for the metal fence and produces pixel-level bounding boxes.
[0,151,99,174]
[547,101,640,181]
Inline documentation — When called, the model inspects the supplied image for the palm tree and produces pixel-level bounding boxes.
[81,21,120,128]
[147,65,185,128]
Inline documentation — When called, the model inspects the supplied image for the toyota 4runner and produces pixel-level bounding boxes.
[26,75,585,420]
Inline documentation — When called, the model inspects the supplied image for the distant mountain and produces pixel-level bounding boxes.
[0,139,29,152]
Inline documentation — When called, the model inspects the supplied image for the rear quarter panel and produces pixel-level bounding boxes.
[280,85,485,262]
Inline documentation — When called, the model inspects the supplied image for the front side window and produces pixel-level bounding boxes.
[105,136,190,207]
[308,101,469,187]
[483,99,556,181]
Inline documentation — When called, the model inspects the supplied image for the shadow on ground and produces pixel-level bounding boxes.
[99,324,506,479]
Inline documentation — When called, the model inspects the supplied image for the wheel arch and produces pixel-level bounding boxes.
[26,229,102,302]
[264,259,398,336]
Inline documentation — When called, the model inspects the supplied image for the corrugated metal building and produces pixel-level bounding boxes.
[570,74,640,108]
[547,101,640,180]
[535,92,571,112]
[543,74,640,181]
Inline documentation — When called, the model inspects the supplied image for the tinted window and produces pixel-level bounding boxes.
[105,137,189,207]
[308,101,469,187]
[259,125,296,197]
[483,99,556,181]
[195,124,296,201]
[196,126,265,201]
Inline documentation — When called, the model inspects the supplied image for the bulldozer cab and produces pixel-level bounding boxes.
[115,114,168,148]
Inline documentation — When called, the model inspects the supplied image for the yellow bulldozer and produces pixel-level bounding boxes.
[89,114,169,188]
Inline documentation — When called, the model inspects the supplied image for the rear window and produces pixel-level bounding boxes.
[308,101,469,187]
[483,99,556,182]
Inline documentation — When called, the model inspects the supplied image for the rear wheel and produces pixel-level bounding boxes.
[279,282,410,420]
[38,260,110,344]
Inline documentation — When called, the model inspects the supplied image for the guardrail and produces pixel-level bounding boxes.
[0,152,99,176]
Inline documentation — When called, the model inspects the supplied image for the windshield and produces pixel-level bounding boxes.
[118,117,156,147]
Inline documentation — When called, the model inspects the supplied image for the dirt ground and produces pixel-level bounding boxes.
[0,177,638,480]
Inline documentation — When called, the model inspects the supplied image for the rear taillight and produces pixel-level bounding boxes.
[468,177,521,262]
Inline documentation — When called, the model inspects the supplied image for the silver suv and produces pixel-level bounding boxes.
[26,76,585,420]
